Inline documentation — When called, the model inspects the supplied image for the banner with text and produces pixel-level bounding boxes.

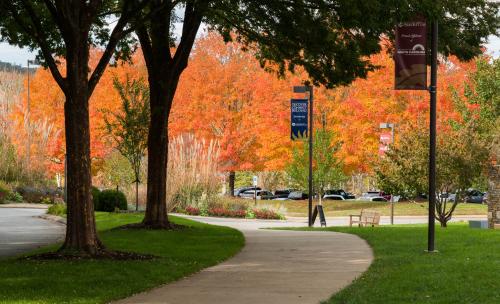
[395,18,427,90]
[291,98,308,140]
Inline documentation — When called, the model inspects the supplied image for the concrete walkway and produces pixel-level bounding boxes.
[114,216,373,304]
[0,208,64,258]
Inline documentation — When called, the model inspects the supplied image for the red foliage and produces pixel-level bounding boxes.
[252,209,282,220]
[208,208,247,218]
[185,206,200,216]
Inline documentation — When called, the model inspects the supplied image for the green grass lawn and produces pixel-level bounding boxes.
[0,212,244,304]
[247,199,487,217]
[283,224,499,304]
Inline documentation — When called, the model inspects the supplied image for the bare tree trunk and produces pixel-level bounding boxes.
[143,84,172,228]
[229,171,236,196]
[137,3,202,228]
[135,179,139,211]
[59,43,101,254]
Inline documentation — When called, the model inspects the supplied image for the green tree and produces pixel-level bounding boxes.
[376,123,490,227]
[104,77,149,211]
[286,129,345,201]
[133,0,499,228]
[454,57,500,164]
[0,1,149,255]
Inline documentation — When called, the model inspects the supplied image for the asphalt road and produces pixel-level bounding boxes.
[0,208,64,258]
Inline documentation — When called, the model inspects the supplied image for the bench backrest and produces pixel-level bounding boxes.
[360,210,381,224]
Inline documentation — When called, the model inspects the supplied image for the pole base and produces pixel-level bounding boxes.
[424,250,439,253]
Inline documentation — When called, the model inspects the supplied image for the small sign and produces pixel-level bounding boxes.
[395,18,427,90]
[291,98,308,139]
[311,205,327,227]
[379,132,392,155]
[252,175,258,186]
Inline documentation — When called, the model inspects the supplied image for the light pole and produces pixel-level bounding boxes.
[380,122,396,225]
[26,59,40,169]
[294,84,313,227]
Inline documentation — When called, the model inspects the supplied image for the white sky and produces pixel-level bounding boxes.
[1,35,499,67]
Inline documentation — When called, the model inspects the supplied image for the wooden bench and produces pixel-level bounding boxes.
[349,209,381,227]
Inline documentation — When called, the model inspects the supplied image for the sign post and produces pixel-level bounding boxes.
[292,85,313,227]
[252,175,258,206]
[395,17,438,252]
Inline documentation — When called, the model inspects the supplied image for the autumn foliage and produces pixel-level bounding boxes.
[6,31,484,183]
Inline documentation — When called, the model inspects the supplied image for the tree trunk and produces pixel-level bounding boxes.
[135,179,139,211]
[229,171,236,196]
[142,81,173,228]
[138,3,202,228]
[59,43,101,254]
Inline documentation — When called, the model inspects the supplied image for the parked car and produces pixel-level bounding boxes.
[234,186,261,197]
[324,189,355,199]
[323,194,345,200]
[358,191,389,202]
[465,189,485,204]
[439,192,457,203]
[288,191,309,200]
[274,189,294,199]
[240,190,275,200]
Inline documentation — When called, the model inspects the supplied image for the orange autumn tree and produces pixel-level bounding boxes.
[15,50,147,179]
[170,32,290,193]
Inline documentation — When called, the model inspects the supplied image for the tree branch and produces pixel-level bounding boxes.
[8,1,67,93]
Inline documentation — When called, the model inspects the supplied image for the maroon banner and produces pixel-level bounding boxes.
[395,18,427,90]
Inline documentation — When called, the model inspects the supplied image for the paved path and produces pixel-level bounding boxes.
[0,208,64,258]
[114,216,373,304]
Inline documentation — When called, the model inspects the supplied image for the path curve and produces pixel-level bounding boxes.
[114,216,373,304]
[0,208,64,258]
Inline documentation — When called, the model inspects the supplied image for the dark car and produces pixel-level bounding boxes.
[325,189,355,199]
[274,189,294,199]
[288,191,309,200]
[234,186,261,197]
[465,190,485,204]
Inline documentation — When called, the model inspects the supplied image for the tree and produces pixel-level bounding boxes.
[104,76,149,211]
[376,123,490,227]
[286,128,345,201]
[0,1,148,255]
[134,0,498,228]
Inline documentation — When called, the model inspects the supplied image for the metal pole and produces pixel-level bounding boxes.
[391,124,395,225]
[308,85,313,227]
[428,21,438,252]
[26,60,31,168]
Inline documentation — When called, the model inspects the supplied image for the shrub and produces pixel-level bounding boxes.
[252,208,285,220]
[92,186,101,211]
[185,206,200,215]
[6,191,23,202]
[0,181,11,203]
[47,203,66,216]
[208,207,246,218]
[97,189,127,212]
[15,186,62,204]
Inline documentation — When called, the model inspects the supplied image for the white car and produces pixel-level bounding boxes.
[323,194,345,201]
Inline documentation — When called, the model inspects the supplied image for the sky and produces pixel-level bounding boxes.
[0,35,499,67]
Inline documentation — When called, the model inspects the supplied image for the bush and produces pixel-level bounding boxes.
[97,189,127,212]
[252,208,284,220]
[6,191,23,202]
[185,206,200,215]
[15,186,62,204]
[47,203,66,216]
[92,186,101,211]
[208,207,246,218]
[0,181,11,203]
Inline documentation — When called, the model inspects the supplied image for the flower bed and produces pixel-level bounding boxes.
[178,205,284,220]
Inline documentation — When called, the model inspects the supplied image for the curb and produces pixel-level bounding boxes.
[0,203,49,209]
[38,214,66,225]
